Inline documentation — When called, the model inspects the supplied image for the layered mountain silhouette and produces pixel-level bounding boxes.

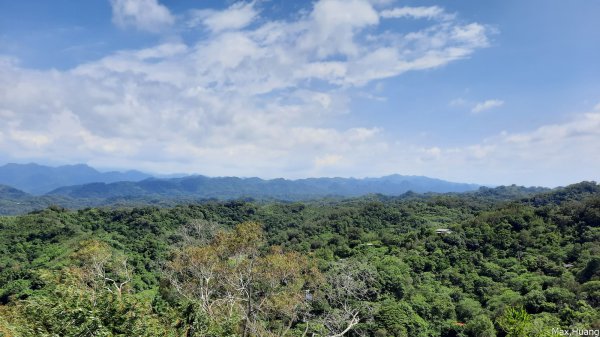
[0,163,490,214]
[0,163,151,194]
[47,174,480,200]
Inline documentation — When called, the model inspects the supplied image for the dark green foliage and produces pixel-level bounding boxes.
[47,174,480,200]
[464,315,496,337]
[0,182,599,336]
[376,299,429,337]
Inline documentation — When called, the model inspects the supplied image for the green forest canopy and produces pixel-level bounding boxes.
[0,182,598,336]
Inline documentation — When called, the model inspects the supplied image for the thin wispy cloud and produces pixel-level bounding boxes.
[449,98,468,107]
[189,2,259,33]
[471,99,504,113]
[380,6,454,21]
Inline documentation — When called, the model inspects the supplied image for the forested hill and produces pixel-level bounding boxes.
[0,181,598,336]
[47,174,480,200]
[0,163,150,195]
[0,181,552,216]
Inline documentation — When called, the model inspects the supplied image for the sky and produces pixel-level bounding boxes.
[0,0,599,187]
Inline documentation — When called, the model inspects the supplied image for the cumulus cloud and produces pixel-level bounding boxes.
[471,99,504,113]
[110,0,174,32]
[459,112,600,185]
[0,0,492,178]
[299,0,380,58]
[189,2,258,33]
[369,111,600,186]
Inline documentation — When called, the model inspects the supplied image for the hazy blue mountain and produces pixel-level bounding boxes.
[0,176,573,216]
[0,184,31,200]
[0,184,75,214]
[48,174,480,200]
[0,163,152,195]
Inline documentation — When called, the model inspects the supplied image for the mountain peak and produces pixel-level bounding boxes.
[0,163,152,195]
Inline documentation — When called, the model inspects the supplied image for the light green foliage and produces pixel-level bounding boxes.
[497,307,532,337]
[528,313,561,337]
[13,285,174,336]
[375,299,429,337]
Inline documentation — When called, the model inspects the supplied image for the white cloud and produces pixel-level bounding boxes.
[0,0,494,179]
[110,0,174,32]
[452,23,489,47]
[465,112,600,185]
[380,6,454,21]
[299,0,380,58]
[193,2,259,33]
[380,112,600,186]
[471,99,504,113]
[503,113,600,145]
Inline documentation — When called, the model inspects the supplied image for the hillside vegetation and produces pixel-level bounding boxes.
[0,182,598,336]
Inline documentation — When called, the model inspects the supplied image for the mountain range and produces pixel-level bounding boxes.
[0,163,489,214]
[0,163,151,195]
[47,174,480,200]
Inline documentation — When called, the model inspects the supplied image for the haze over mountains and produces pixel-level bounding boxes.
[0,163,150,195]
[47,174,480,200]
[0,163,480,196]
[0,163,488,214]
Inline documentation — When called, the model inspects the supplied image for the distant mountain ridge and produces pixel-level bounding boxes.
[0,162,492,215]
[0,163,151,195]
[47,174,480,200]
[4,171,593,217]
[0,179,577,216]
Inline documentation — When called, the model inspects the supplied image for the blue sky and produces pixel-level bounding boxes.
[0,0,599,186]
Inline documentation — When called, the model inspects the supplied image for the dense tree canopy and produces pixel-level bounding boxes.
[0,182,598,336]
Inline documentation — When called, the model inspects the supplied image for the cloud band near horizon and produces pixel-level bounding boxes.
[0,0,598,187]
